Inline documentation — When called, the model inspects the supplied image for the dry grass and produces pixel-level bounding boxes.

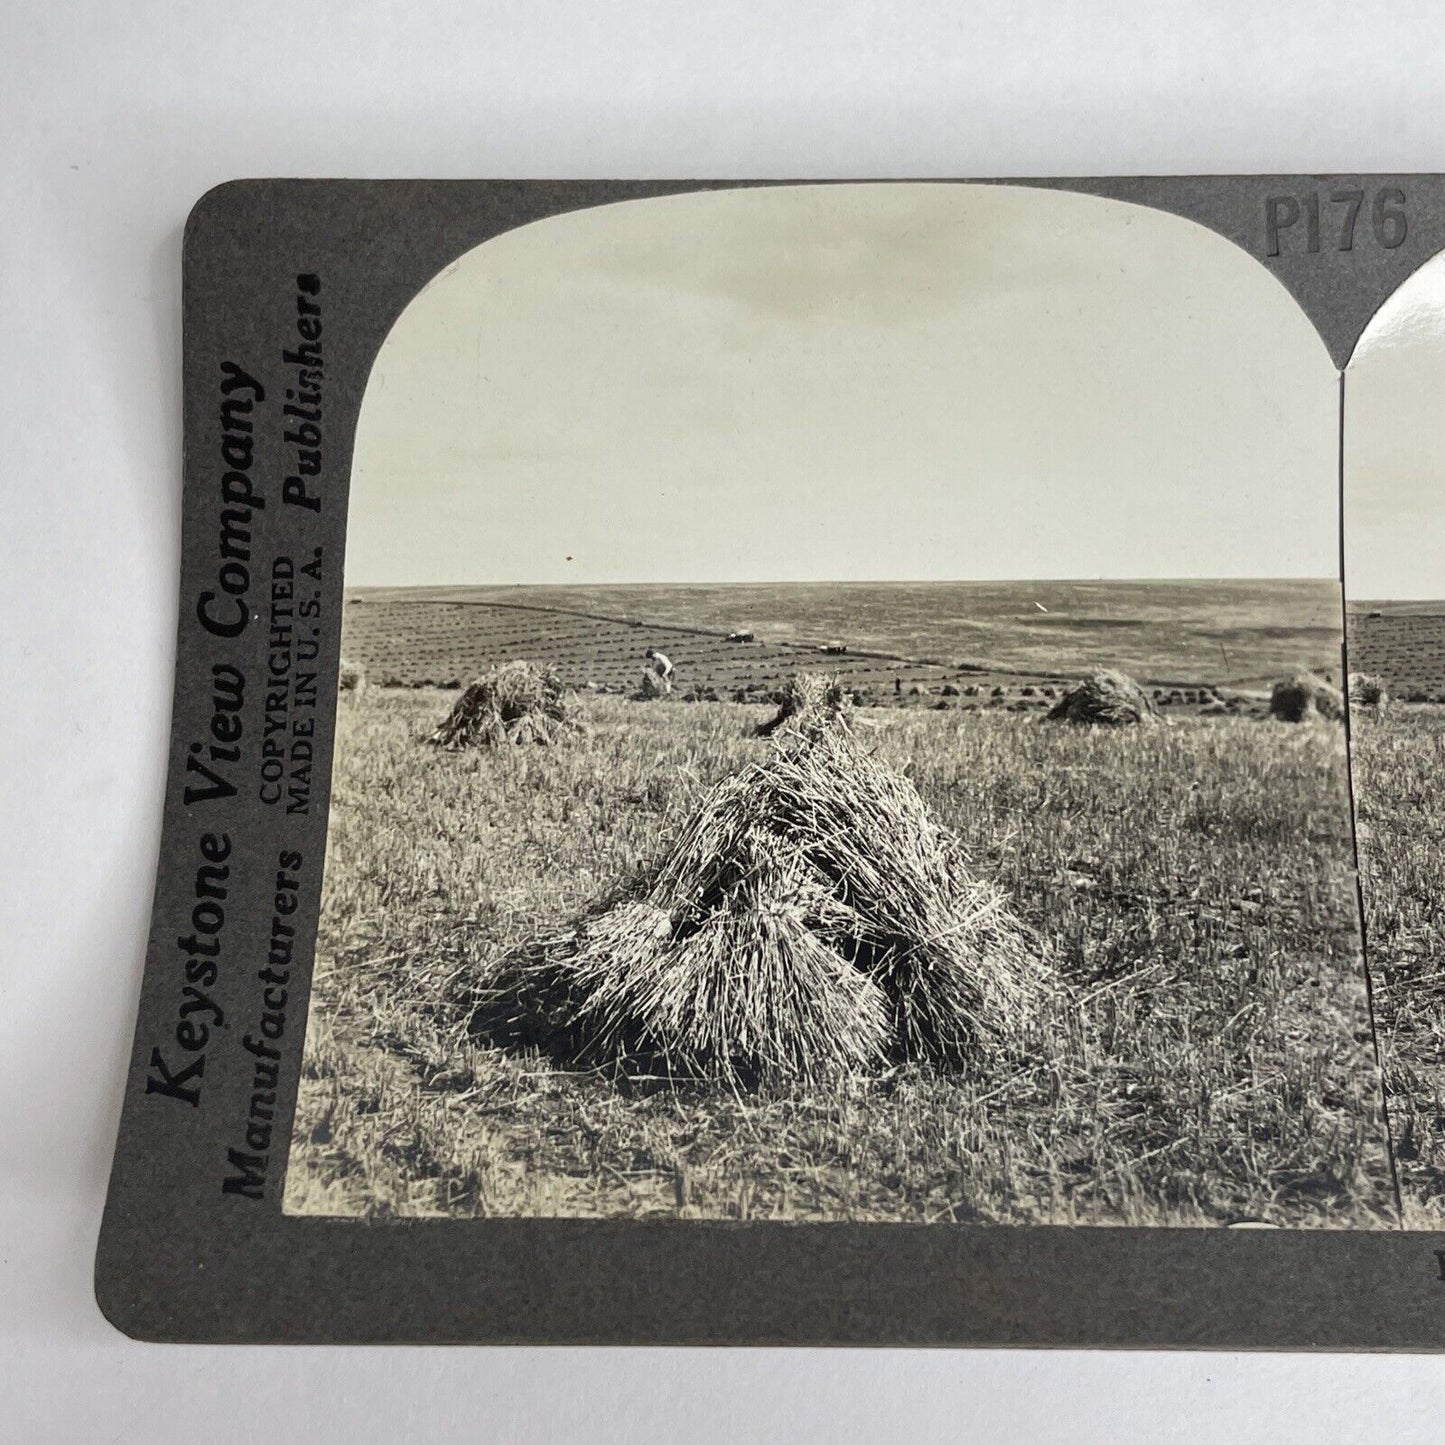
[1350,672,1388,708]
[1270,672,1344,724]
[468,725,1051,1085]
[285,691,1393,1226]
[1047,669,1157,727]
[429,660,574,748]
[754,671,853,739]
[1351,703,1445,1223]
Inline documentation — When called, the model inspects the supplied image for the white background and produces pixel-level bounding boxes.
[6,2,1445,1440]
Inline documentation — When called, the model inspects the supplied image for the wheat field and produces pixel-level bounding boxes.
[1351,704,1445,1224]
[284,687,1394,1227]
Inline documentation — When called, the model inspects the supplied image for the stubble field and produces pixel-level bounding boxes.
[1347,605,1445,701]
[342,579,1343,705]
[1351,703,1445,1224]
[285,677,1394,1227]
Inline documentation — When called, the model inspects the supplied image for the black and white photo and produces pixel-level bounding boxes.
[285,184,1390,1227]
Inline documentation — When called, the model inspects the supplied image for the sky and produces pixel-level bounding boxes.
[346,182,1342,588]
[1345,250,1445,600]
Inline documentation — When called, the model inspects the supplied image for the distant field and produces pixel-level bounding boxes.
[287,692,1392,1227]
[1347,604,1445,700]
[343,579,1342,698]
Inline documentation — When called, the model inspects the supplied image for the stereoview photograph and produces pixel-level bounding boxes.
[284,183,1393,1227]
[1346,249,1445,1226]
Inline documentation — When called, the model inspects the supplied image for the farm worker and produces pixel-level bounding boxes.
[645,648,675,683]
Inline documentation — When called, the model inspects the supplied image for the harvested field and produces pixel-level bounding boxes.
[341,589,1020,701]
[287,686,1392,1226]
[1343,600,1445,1221]
[339,580,1342,717]
[1347,604,1445,702]
[1351,702,1445,1224]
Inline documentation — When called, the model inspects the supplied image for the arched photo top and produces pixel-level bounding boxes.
[348,182,1340,588]
[1345,245,1445,601]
